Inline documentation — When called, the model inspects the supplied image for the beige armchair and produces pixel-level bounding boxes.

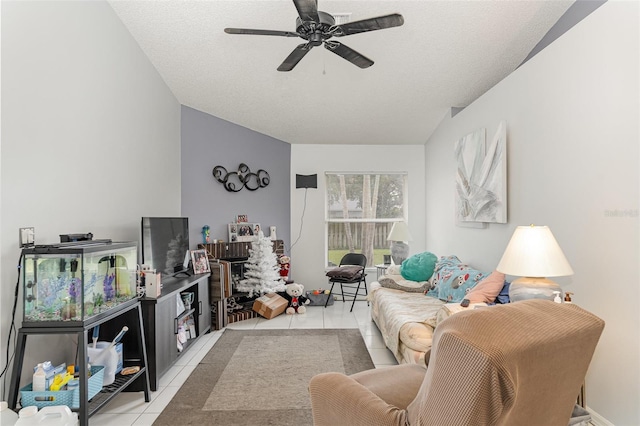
[309,300,604,426]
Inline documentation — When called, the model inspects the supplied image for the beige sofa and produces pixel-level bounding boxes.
[369,280,486,364]
[369,256,509,364]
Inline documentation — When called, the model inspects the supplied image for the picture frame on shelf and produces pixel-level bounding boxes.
[190,249,210,274]
[237,214,248,223]
[229,222,261,242]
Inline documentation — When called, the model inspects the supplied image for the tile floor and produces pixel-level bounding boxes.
[89,300,397,425]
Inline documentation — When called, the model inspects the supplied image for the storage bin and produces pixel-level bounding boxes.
[306,291,334,306]
[20,366,104,409]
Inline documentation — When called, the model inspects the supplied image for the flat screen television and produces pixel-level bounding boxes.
[141,217,190,277]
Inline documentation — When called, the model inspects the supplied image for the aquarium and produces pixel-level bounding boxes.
[22,241,137,325]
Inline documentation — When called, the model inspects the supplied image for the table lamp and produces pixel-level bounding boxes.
[496,225,573,302]
[387,221,413,265]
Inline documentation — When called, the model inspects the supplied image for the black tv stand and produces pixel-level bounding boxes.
[139,273,210,391]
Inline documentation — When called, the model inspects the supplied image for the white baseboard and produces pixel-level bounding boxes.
[587,406,614,426]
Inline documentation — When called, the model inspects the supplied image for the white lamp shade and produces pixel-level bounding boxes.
[496,225,573,277]
[387,221,413,242]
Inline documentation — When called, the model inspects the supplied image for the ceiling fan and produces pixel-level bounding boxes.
[224,0,404,71]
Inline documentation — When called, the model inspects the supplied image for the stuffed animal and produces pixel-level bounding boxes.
[283,283,309,314]
[201,225,210,244]
[278,255,291,281]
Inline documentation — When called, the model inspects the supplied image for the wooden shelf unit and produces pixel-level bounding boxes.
[198,239,284,261]
[200,240,284,329]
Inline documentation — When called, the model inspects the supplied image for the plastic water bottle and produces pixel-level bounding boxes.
[16,406,38,425]
[15,406,78,426]
[0,401,19,426]
[32,363,46,392]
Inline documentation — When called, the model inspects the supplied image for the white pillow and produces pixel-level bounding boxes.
[386,264,402,275]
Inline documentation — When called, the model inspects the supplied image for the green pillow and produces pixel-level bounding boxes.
[400,252,438,282]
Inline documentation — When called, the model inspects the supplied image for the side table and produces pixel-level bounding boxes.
[375,264,390,280]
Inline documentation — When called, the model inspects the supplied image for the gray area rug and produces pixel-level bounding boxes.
[153,328,375,425]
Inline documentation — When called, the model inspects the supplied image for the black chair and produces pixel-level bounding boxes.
[325,253,368,312]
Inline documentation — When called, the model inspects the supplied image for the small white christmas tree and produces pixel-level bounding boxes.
[236,231,285,297]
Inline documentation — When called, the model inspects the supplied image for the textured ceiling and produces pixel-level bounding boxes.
[108,0,573,145]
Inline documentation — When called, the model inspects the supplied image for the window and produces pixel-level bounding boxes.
[325,172,408,267]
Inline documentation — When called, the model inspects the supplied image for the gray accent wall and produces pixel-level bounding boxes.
[181,106,291,249]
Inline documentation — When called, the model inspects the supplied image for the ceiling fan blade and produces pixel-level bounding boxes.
[278,43,313,71]
[224,28,299,37]
[334,13,404,36]
[292,0,319,23]
[324,42,373,69]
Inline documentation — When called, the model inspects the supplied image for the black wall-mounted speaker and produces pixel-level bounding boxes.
[296,174,317,189]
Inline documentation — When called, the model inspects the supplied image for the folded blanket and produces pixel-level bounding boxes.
[378,274,430,293]
[369,282,445,362]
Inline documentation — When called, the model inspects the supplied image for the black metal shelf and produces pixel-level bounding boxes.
[87,367,148,416]
[7,301,151,426]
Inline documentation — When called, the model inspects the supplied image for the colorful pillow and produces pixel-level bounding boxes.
[428,255,489,303]
[495,282,511,304]
[465,270,505,303]
[400,252,438,282]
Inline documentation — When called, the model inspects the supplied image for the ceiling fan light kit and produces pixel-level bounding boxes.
[224,0,404,71]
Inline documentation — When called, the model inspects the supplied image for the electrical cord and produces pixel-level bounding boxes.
[288,187,309,255]
[1,251,23,400]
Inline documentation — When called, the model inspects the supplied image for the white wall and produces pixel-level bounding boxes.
[290,145,426,290]
[1,1,181,391]
[425,2,639,425]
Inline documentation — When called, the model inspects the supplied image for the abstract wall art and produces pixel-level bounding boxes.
[455,121,507,224]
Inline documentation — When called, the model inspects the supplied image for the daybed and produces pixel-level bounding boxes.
[368,254,508,364]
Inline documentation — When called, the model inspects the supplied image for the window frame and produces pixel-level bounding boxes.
[324,171,408,268]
